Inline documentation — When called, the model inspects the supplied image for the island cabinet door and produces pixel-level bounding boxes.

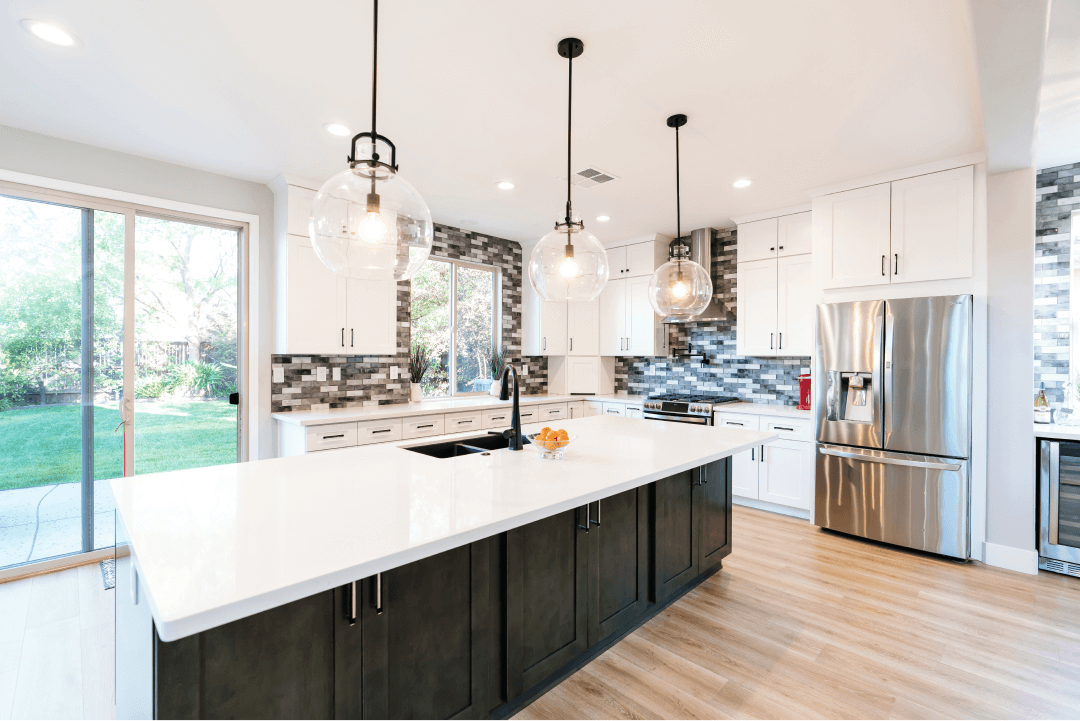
[697,458,733,575]
[653,470,700,602]
[506,507,589,700]
[154,591,336,720]
[587,487,649,647]
[358,538,501,720]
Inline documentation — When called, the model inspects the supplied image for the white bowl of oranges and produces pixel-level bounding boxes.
[525,427,578,460]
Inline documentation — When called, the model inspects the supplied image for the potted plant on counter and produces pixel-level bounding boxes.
[488,349,505,396]
[409,343,431,402]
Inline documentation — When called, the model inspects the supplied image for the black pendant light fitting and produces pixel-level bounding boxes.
[667,113,690,283]
[347,0,398,176]
[557,38,585,262]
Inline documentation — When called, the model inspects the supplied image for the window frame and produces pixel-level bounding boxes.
[416,257,501,398]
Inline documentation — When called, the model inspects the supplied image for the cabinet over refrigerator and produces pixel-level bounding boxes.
[814,295,972,559]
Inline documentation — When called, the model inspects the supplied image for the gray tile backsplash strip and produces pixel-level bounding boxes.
[1035,161,1080,406]
[271,223,548,413]
[614,227,810,405]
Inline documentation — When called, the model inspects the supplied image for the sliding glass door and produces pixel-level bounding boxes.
[0,184,246,573]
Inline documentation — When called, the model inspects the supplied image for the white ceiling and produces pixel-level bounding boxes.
[0,0,985,244]
[1038,0,1080,170]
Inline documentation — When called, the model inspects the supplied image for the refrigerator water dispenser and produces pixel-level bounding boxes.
[825,370,875,423]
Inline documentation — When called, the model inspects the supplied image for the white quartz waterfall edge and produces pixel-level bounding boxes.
[112,416,776,641]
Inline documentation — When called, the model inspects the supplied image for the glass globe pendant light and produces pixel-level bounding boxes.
[527,38,610,303]
[309,0,433,281]
[647,114,713,318]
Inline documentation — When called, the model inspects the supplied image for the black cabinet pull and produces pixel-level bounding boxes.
[779,332,782,349]
[761,445,765,462]
[775,426,794,432]
[751,447,755,461]
[417,424,434,429]
[372,428,391,434]
[894,253,898,275]
[881,255,886,276]
[341,327,345,346]
[570,338,573,352]
[727,421,744,426]
[770,333,774,350]
[374,573,383,615]
[322,434,345,439]
[347,581,357,626]
[351,328,354,347]
[578,505,590,533]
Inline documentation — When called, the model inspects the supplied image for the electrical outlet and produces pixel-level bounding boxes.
[390,366,398,380]
[522,365,529,376]
[332,367,341,381]
[317,367,327,382]
[272,367,284,383]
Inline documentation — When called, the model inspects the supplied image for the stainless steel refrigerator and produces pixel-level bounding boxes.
[814,294,972,559]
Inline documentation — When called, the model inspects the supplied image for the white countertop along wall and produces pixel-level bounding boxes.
[714,402,812,419]
[272,393,649,426]
[1034,423,1080,441]
[112,416,774,642]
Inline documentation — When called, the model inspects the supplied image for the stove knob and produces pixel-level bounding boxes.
[690,404,699,413]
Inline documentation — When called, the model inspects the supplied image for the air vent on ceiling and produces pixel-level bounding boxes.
[558,166,619,189]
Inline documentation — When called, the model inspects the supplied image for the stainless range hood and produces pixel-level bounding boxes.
[662,228,735,324]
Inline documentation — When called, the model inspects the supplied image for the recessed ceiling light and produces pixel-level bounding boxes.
[596,215,611,222]
[323,122,352,137]
[496,181,515,190]
[21,19,78,46]
[733,179,752,188]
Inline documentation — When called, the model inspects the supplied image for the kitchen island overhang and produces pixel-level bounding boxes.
[112,415,775,642]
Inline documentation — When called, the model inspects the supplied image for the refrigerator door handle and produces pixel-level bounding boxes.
[883,304,894,446]
[1049,441,1060,546]
[873,303,885,448]
[818,446,962,471]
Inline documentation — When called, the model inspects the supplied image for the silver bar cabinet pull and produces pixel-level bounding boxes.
[590,500,601,527]
[349,581,357,626]
[375,573,383,615]
[578,505,590,533]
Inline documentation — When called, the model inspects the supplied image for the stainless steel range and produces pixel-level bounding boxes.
[642,393,740,425]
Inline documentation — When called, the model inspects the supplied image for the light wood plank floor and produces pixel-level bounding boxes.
[0,564,114,720]
[516,505,1080,720]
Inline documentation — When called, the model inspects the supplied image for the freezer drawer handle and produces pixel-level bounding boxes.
[819,447,962,471]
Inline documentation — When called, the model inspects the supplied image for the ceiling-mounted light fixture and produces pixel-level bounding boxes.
[647,114,713,318]
[496,181,515,190]
[21,19,79,46]
[527,38,609,303]
[309,0,432,281]
[323,122,353,137]
[733,178,752,188]
[596,215,610,222]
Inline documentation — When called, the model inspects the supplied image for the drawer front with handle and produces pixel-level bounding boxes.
[402,414,446,439]
[305,422,359,452]
[446,411,484,432]
[539,403,568,421]
[519,406,539,424]
[602,403,625,417]
[481,409,513,430]
[763,416,812,441]
[714,413,761,432]
[356,418,403,445]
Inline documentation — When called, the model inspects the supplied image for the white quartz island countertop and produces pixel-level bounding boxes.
[111,416,775,642]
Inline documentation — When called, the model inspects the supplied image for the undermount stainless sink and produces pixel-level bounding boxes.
[403,433,531,459]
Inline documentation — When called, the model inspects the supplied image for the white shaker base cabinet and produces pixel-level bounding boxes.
[715,411,812,513]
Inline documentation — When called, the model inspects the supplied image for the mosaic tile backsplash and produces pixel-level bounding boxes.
[1035,161,1080,406]
[272,223,549,413]
[614,227,810,405]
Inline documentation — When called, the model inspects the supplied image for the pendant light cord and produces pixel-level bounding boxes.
[371,0,378,144]
[565,49,573,226]
[675,124,681,241]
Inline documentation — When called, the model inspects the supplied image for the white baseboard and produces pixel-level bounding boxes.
[983,541,1039,575]
[733,496,811,520]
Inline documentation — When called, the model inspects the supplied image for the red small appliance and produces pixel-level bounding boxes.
[797,374,811,410]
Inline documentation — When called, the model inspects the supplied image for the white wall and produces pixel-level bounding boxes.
[984,167,1038,572]
[0,124,277,460]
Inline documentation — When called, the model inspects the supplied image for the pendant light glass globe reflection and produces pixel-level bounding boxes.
[528,220,610,302]
[647,252,712,317]
[310,150,433,281]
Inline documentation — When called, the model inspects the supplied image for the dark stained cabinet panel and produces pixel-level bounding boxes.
[506,507,589,699]
[155,591,336,720]
[698,458,733,574]
[588,488,649,646]
[654,470,699,601]
[362,539,498,720]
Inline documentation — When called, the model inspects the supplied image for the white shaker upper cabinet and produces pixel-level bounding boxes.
[607,246,628,277]
[598,278,627,356]
[890,166,974,284]
[626,242,656,277]
[539,301,568,356]
[777,212,812,258]
[738,217,779,263]
[567,300,599,356]
[286,234,346,354]
[776,254,813,357]
[736,259,779,356]
[345,277,396,355]
[627,276,660,356]
[814,182,892,289]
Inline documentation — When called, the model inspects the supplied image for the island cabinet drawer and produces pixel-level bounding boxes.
[305,422,358,452]
[356,418,403,445]
[762,416,812,441]
[482,408,514,429]
[538,402,568,421]
[401,414,445,439]
[445,410,483,432]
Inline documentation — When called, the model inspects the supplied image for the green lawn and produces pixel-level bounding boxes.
[0,400,237,491]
